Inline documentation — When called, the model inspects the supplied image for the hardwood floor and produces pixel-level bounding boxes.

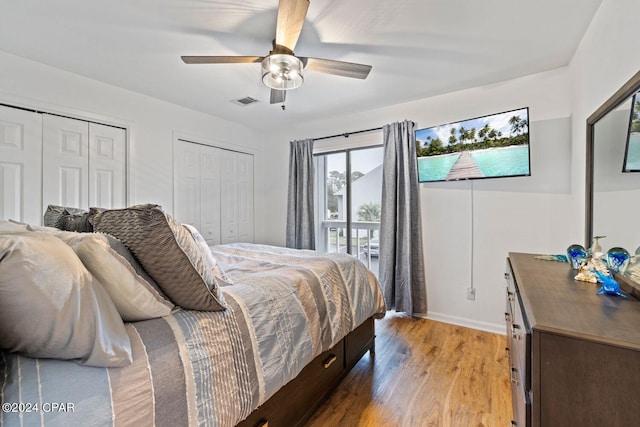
[305,313,512,427]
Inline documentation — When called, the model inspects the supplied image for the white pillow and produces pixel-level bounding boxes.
[0,233,132,367]
[74,235,174,321]
[182,223,235,285]
[0,220,29,233]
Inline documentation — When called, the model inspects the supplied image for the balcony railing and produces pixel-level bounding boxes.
[319,220,380,274]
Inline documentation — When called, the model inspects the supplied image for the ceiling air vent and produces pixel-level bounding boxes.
[233,96,259,106]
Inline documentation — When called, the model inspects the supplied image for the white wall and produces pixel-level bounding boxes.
[569,0,640,242]
[261,0,640,334]
[0,51,268,241]
[263,68,575,333]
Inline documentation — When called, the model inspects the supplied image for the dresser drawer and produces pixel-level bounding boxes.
[505,258,532,427]
[511,292,529,391]
[510,366,529,427]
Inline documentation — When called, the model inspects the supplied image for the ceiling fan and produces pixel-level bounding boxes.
[181,0,372,108]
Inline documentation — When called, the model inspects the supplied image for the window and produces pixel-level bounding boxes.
[314,141,383,277]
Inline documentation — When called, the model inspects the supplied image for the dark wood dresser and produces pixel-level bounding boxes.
[505,252,640,427]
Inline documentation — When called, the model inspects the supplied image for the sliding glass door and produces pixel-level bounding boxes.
[315,146,383,276]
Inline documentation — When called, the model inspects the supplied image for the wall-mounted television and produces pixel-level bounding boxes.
[415,107,530,182]
[623,91,640,172]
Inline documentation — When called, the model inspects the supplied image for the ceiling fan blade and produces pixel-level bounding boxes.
[301,57,372,79]
[270,89,286,104]
[181,56,263,64]
[275,0,309,52]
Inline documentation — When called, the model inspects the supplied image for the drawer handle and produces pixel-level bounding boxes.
[507,291,514,302]
[504,272,510,280]
[323,354,337,369]
[510,367,519,386]
[505,347,510,358]
[504,312,511,322]
[511,421,518,426]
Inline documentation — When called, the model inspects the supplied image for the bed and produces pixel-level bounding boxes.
[0,206,386,427]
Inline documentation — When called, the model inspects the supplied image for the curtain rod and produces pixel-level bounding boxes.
[313,126,383,142]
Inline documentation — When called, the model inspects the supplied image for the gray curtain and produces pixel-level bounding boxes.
[379,120,427,316]
[286,138,315,250]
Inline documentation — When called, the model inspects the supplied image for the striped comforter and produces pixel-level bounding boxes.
[1,244,385,427]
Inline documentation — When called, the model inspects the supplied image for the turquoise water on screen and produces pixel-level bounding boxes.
[417,145,529,182]
[471,145,530,177]
[417,153,460,182]
[625,133,640,171]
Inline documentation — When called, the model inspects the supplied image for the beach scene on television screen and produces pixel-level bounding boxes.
[416,108,530,182]
[624,93,640,171]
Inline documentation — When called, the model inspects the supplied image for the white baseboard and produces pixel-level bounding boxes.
[417,311,505,335]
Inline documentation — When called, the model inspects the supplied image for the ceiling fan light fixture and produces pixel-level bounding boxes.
[261,54,304,90]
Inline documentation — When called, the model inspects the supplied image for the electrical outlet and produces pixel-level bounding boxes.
[467,288,476,301]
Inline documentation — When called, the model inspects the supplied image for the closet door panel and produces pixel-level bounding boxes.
[200,147,221,245]
[42,115,89,209]
[174,139,202,229]
[220,150,239,244]
[89,123,126,208]
[0,106,42,224]
[237,153,254,243]
[174,140,254,246]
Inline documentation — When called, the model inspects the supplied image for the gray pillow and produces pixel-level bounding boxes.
[43,204,87,228]
[0,233,132,367]
[58,211,93,232]
[94,204,226,311]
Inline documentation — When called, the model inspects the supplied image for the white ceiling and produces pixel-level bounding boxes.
[0,0,602,131]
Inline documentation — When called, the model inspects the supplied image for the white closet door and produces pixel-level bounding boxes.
[42,114,89,209]
[174,139,202,229]
[174,140,253,245]
[89,123,126,208]
[200,147,221,245]
[0,106,43,224]
[220,150,239,244]
[237,153,254,243]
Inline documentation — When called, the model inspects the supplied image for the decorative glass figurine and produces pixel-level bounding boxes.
[606,247,631,274]
[590,235,606,257]
[566,244,587,269]
[595,271,628,299]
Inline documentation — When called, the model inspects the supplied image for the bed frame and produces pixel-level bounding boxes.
[237,317,375,427]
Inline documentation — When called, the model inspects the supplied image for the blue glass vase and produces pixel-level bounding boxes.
[606,247,630,274]
[566,244,587,269]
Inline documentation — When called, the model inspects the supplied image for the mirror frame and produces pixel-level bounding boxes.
[585,70,640,247]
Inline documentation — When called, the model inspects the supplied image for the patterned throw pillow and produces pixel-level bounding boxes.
[43,205,87,228]
[94,204,226,311]
[58,211,93,232]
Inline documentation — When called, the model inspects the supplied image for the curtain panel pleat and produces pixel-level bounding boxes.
[286,138,315,250]
[379,120,427,316]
